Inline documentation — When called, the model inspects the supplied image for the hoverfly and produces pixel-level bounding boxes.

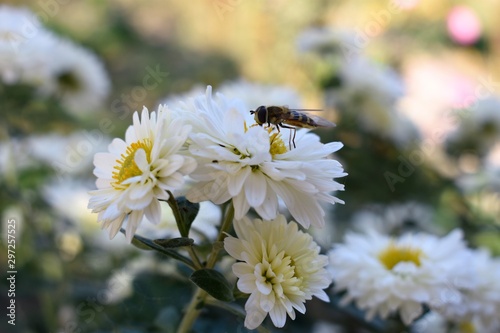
[250,105,336,149]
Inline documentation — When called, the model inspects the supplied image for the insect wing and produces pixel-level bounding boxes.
[286,109,336,128]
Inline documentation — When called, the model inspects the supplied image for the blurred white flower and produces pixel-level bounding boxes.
[326,58,419,146]
[296,27,356,57]
[88,106,196,242]
[329,229,470,325]
[352,201,440,235]
[431,248,500,333]
[26,131,111,177]
[161,79,302,112]
[0,5,110,114]
[104,256,180,304]
[218,79,303,110]
[0,5,45,84]
[39,37,110,114]
[175,86,346,229]
[224,215,332,329]
[445,97,500,157]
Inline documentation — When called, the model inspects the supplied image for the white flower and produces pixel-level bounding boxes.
[224,215,332,329]
[328,229,470,325]
[174,86,346,229]
[431,248,500,333]
[88,106,196,242]
[39,37,110,114]
[0,5,49,85]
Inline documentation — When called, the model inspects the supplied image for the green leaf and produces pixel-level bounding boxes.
[167,195,200,237]
[121,229,195,268]
[153,237,194,248]
[131,237,155,251]
[190,269,235,302]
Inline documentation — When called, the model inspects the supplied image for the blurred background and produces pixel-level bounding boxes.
[1,0,500,332]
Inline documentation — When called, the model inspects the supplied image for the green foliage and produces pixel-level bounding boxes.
[190,269,235,302]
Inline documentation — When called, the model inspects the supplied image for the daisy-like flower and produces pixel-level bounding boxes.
[328,229,470,325]
[88,106,196,242]
[224,215,332,329]
[173,86,346,229]
[39,37,110,114]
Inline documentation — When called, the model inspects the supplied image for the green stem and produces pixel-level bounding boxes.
[207,203,234,269]
[165,192,203,269]
[176,202,235,333]
[176,287,207,333]
[187,246,203,270]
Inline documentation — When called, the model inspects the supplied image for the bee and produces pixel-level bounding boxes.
[250,105,335,148]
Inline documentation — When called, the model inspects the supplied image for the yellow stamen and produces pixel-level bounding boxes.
[378,242,423,270]
[458,321,476,333]
[268,128,287,157]
[112,139,152,189]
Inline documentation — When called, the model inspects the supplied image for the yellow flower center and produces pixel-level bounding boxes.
[378,242,423,270]
[458,321,476,333]
[112,139,153,189]
[268,128,287,157]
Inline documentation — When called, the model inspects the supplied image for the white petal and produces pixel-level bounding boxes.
[244,171,266,207]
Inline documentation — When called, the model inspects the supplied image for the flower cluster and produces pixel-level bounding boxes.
[0,5,109,114]
[89,84,346,329]
[328,229,500,331]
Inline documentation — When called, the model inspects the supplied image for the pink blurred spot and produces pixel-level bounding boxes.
[447,6,481,45]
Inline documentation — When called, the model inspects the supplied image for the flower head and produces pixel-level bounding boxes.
[40,37,110,114]
[328,229,470,325]
[431,248,500,333]
[88,106,196,242]
[224,215,332,329]
[174,86,346,229]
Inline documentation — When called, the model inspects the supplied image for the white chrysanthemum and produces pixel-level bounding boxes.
[431,248,500,333]
[328,229,470,325]
[38,37,110,114]
[224,215,332,329]
[173,86,346,229]
[88,106,196,242]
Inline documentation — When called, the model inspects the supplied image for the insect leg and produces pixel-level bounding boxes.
[279,124,297,149]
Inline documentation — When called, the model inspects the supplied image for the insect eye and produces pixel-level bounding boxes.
[256,106,268,124]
